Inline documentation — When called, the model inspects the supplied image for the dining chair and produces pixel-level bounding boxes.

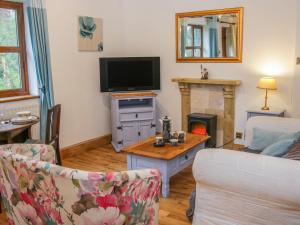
[45,104,61,165]
[26,104,62,165]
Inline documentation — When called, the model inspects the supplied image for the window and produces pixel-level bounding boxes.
[0,1,29,97]
[185,24,203,57]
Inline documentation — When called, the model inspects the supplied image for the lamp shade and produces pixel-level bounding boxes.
[257,77,277,90]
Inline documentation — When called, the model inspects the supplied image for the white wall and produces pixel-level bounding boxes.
[45,0,125,147]
[43,0,299,148]
[121,0,297,144]
[293,1,300,117]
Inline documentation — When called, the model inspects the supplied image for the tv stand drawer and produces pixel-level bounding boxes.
[120,112,153,122]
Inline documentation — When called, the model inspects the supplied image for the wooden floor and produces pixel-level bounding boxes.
[0,144,197,225]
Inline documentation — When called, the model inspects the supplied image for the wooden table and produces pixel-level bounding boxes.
[123,133,209,197]
[0,121,38,144]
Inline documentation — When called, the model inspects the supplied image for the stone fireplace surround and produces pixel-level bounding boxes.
[172,78,241,147]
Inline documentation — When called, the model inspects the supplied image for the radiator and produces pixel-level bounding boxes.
[0,99,40,139]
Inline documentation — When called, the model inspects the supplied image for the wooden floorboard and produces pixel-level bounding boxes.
[0,144,196,224]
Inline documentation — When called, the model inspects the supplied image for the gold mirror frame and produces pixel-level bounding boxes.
[176,7,244,63]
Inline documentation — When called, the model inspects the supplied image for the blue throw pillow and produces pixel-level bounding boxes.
[250,128,300,151]
[261,139,296,157]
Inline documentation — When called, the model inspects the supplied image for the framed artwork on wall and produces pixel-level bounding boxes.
[78,16,103,51]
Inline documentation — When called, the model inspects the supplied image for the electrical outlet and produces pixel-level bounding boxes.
[297,57,300,65]
[236,132,243,139]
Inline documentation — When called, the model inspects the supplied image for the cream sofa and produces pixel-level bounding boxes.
[192,116,300,225]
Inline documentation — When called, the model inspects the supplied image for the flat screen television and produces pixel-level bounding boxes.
[100,57,160,92]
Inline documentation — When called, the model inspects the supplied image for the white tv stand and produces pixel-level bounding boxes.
[110,92,157,152]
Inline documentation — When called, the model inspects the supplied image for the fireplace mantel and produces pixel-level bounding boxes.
[171,78,241,86]
[172,78,241,147]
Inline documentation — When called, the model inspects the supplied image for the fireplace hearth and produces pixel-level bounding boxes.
[172,78,241,148]
[188,113,217,148]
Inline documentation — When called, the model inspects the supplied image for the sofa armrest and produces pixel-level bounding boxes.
[193,149,300,204]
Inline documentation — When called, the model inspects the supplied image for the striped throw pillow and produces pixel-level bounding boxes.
[283,139,300,161]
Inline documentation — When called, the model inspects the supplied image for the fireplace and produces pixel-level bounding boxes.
[188,113,217,148]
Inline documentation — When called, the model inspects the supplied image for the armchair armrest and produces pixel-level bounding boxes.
[0,144,56,163]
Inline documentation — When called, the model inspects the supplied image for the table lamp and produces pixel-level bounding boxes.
[257,77,277,110]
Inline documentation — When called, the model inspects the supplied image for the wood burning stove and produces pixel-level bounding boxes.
[188,113,217,148]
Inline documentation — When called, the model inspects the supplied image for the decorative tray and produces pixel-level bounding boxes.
[11,115,39,125]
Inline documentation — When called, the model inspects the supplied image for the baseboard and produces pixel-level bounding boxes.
[61,134,112,159]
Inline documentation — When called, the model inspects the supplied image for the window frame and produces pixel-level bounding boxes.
[0,1,29,98]
[185,24,204,57]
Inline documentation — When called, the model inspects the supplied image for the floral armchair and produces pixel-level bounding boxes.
[0,145,161,225]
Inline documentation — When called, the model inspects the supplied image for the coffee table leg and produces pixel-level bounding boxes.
[162,175,170,198]
[127,154,133,170]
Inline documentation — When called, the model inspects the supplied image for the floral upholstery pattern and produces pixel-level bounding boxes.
[0,144,56,164]
[0,148,161,225]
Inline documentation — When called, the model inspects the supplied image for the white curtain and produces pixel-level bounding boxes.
[231,24,237,56]
[180,18,189,57]
[226,25,237,57]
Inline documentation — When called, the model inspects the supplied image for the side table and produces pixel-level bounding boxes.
[247,108,285,120]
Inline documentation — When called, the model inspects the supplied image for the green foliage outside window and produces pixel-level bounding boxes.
[0,8,22,91]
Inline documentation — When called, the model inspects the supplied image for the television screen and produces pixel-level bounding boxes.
[100,57,160,92]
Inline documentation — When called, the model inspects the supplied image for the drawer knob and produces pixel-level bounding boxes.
[185,155,188,160]
[135,114,138,118]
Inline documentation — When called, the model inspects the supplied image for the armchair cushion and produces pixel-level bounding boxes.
[0,150,161,225]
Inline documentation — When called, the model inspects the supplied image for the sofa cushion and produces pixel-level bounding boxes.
[283,138,300,160]
[261,139,296,157]
[245,116,300,147]
[250,128,300,150]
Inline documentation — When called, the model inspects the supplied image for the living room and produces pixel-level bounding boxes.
[0,0,300,224]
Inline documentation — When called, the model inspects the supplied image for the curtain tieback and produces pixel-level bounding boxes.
[39,86,46,94]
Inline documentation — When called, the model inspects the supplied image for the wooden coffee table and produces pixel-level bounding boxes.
[123,133,209,197]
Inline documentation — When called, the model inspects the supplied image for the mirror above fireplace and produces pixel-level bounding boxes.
[176,7,244,63]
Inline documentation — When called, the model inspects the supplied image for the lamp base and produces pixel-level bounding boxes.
[261,106,270,111]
